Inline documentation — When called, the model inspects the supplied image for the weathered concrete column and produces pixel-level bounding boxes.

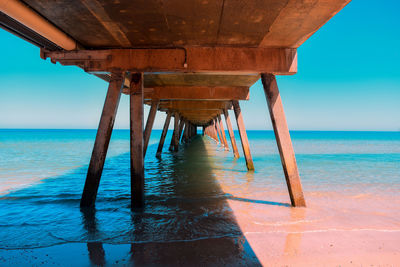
[173,112,180,151]
[178,118,185,143]
[211,122,218,142]
[205,125,209,138]
[81,72,125,207]
[214,119,221,143]
[261,73,306,207]
[183,121,189,143]
[143,100,159,157]
[232,100,255,171]
[169,114,177,151]
[223,109,240,158]
[130,73,145,209]
[215,118,224,145]
[187,123,191,140]
[217,114,229,150]
[156,112,171,158]
[190,123,193,138]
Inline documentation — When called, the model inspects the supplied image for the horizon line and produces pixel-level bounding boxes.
[1,128,399,133]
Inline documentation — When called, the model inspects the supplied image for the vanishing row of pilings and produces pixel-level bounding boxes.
[79,72,306,211]
[202,101,254,171]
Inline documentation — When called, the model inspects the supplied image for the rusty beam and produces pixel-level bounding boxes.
[156,112,171,158]
[41,47,297,74]
[232,100,254,171]
[223,109,240,158]
[193,125,197,135]
[80,72,124,207]
[130,73,144,209]
[150,100,232,111]
[143,100,159,157]
[261,73,306,207]
[1,0,78,50]
[178,117,185,143]
[143,86,249,100]
[183,120,189,143]
[217,114,229,150]
[211,122,218,142]
[214,119,221,144]
[169,112,180,152]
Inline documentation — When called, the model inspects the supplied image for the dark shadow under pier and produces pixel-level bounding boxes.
[0,135,262,266]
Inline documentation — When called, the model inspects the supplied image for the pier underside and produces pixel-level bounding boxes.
[1,0,351,208]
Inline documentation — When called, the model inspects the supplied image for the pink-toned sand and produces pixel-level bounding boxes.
[1,189,399,266]
[226,190,400,266]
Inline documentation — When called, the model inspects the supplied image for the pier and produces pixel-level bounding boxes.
[0,0,350,209]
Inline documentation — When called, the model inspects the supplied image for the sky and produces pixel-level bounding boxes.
[0,0,399,131]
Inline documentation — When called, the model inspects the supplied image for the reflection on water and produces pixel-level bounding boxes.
[283,208,305,258]
[87,242,105,266]
[82,209,106,266]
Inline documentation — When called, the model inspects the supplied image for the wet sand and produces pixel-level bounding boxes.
[1,134,399,266]
[228,193,400,266]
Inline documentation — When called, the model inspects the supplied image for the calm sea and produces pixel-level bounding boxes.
[0,129,399,250]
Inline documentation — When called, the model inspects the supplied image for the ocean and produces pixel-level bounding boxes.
[0,129,399,265]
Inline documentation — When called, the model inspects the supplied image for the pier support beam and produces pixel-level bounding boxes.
[183,121,189,143]
[223,109,240,158]
[156,112,171,158]
[80,72,124,207]
[192,124,196,138]
[217,114,229,150]
[178,118,185,143]
[232,100,255,171]
[189,123,194,139]
[143,100,159,157]
[215,118,224,145]
[130,73,145,209]
[169,114,177,151]
[205,124,213,141]
[172,112,180,151]
[211,123,218,142]
[214,119,221,143]
[187,123,191,140]
[261,73,305,207]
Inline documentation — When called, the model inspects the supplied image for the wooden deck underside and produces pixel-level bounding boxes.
[23,0,349,49]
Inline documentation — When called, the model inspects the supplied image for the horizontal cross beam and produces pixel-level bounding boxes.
[146,100,232,111]
[143,86,249,100]
[179,110,222,116]
[41,47,297,74]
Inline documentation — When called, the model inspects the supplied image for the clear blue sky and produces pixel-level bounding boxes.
[0,0,399,131]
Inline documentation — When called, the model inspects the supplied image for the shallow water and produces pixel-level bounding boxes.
[0,129,399,265]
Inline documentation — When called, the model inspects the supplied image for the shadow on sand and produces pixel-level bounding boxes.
[225,194,291,207]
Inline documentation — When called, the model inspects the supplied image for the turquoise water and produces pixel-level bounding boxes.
[0,129,399,252]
